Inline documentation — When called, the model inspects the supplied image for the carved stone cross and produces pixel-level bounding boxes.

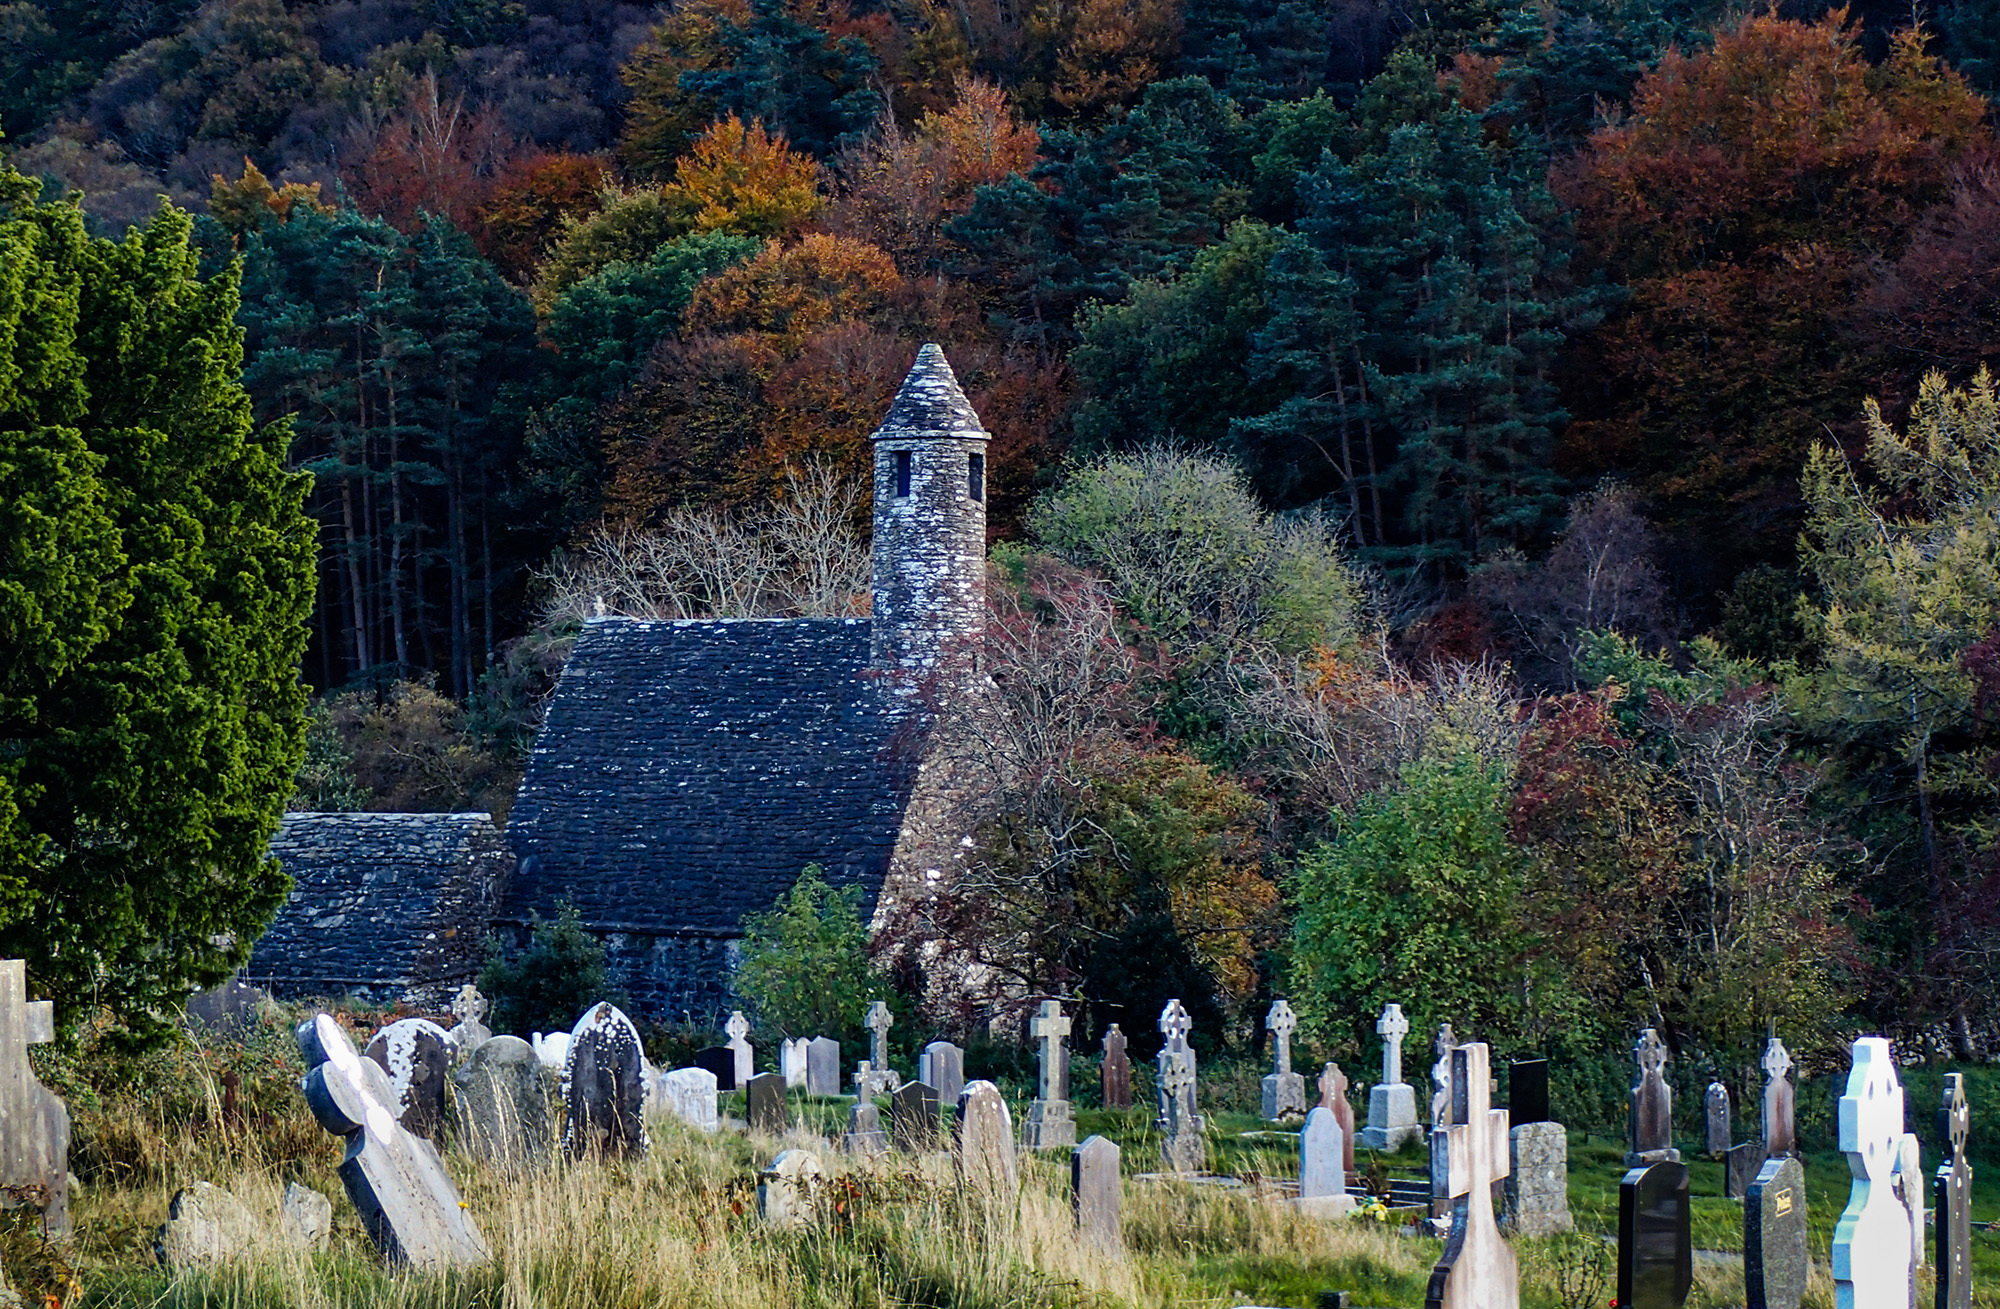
[1159,998,1192,1049]
[866,1000,894,1068]
[1030,1000,1071,1101]
[453,985,487,1025]
[1424,1042,1517,1309]
[1763,1034,1795,1157]
[1267,1001,1297,1076]
[1629,1027,1678,1164]
[1377,1003,1409,1085]
[725,1011,750,1044]
[1431,1022,1457,1127]
[0,961,66,1234]
[1936,1072,1972,1309]
[1833,1036,1913,1309]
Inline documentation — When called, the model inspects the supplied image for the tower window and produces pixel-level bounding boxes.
[895,450,912,497]
[968,453,984,502]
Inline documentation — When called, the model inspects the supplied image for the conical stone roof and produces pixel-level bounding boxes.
[873,343,987,438]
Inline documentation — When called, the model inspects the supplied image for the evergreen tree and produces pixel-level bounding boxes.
[0,167,315,1042]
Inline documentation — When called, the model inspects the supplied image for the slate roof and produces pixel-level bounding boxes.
[875,343,988,438]
[499,617,916,937]
[250,811,509,998]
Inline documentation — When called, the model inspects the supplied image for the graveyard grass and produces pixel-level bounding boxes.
[31,1014,2000,1309]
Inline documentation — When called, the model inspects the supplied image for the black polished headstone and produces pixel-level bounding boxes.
[1618,1160,1692,1309]
[890,1081,941,1151]
[695,1046,737,1092]
[1509,1060,1549,1126]
[1745,1156,1808,1309]
[1936,1073,1972,1309]
[1725,1140,1764,1200]
[746,1072,788,1136]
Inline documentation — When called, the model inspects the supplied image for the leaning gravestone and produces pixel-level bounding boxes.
[724,1011,754,1088]
[806,1037,842,1097]
[563,1002,648,1160]
[1618,1159,1692,1309]
[1261,1000,1308,1121]
[1627,1029,1680,1166]
[843,1101,889,1155]
[446,985,491,1061]
[1424,1042,1517,1309]
[1936,1073,1972,1309]
[1746,1155,1809,1309]
[1101,1025,1131,1110]
[1320,1063,1358,1186]
[758,1149,822,1228]
[1024,999,1076,1148]
[1072,1135,1120,1247]
[365,1018,453,1144]
[299,1012,488,1268]
[746,1072,788,1136]
[0,961,68,1234]
[659,1067,719,1132]
[1360,1002,1420,1150]
[450,1035,550,1174]
[1726,1141,1765,1201]
[694,1046,737,1092]
[919,1041,965,1106]
[1159,1045,1206,1173]
[1833,1037,1913,1309]
[1763,1034,1796,1158]
[891,1080,942,1152]
[956,1080,1016,1192]
[1705,1081,1731,1158]
[1299,1106,1352,1214]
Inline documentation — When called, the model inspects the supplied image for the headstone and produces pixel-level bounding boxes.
[694,1046,737,1092]
[364,1018,453,1143]
[658,1067,719,1132]
[1706,1081,1732,1158]
[1024,999,1076,1149]
[1726,1141,1764,1201]
[1260,1000,1308,1121]
[1422,1043,1517,1309]
[1072,1135,1120,1246]
[1627,1029,1680,1166]
[842,1101,888,1155]
[1935,1072,1972,1309]
[1746,1156,1809,1309]
[1159,1045,1206,1173]
[298,1012,489,1268]
[919,1041,965,1106]
[724,1010,754,1088]
[281,1183,333,1252]
[562,1002,648,1160]
[1832,1037,1913,1309]
[1155,999,1195,1127]
[865,1000,895,1082]
[780,1038,807,1089]
[1763,1034,1795,1158]
[1430,1022,1458,1220]
[1319,1063,1357,1184]
[1508,1060,1549,1127]
[531,1030,569,1070]
[758,1148,823,1227]
[853,1060,897,1100]
[1504,1122,1572,1237]
[446,985,491,1060]
[160,1182,261,1266]
[746,1071,788,1136]
[1359,1002,1419,1151]
[450,1035,550,1173]
[1893,1130,1925,1286]
[1299,1107,1347,1201]
[805,1036,841,1097]
[185,977,268,1035]
[956,1080,1016,1192]
[891,1080,941,1152]
[1101,1025,1131,1109]
[0,961,67,1234]
[1617,1161,1692,1309]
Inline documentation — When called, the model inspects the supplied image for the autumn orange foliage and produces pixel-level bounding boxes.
[663,115,825,238]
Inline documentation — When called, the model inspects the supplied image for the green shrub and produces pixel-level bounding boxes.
[480,903,617,1037]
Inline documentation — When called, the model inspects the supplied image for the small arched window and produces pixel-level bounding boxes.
[968,453,984,502]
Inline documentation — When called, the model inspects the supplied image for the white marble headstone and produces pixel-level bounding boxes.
[1833,1036,1913,1309]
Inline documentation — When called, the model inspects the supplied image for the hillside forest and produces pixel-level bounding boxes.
[11,0,2000,1083]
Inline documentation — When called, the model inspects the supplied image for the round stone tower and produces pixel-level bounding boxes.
[870,344,989,674]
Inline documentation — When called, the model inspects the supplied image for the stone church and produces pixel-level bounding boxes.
[248,345,988,1019]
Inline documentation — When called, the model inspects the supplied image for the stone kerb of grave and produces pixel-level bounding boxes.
[364,1017,453,1143]
[562,1002,648,1161]
[298,1012,489,1269]
[1832,1036,1914,1309]
[450,1034,550,1174]
[0,961,67,1235]
[1360,1002,1419,1151]
[1423,1042,1518,1309]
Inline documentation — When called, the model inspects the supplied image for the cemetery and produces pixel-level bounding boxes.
[0,981,1976,1309]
